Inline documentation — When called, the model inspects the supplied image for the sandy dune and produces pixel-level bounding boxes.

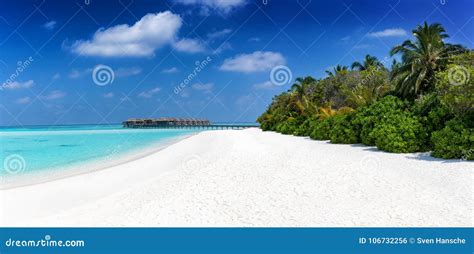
[1,128,472,226]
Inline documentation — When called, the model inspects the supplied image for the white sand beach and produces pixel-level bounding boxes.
[1,128,472,227]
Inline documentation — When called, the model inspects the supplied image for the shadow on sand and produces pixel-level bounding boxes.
[404,153,469,164]
[352,144,469,164]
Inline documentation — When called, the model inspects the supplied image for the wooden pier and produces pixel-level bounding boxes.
[122,118,258,130]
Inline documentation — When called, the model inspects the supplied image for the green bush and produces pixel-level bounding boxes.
[352,95,409,146]
[436,63,474,118]
[294,117,317,136]
[258,113,274,131]
[329,113,360,144]
[411,93,454,150]
[275,117,299,135]
[412,93,453,133]
[370,112,428,153]
[309,117,334,140]
[431,119,474,160]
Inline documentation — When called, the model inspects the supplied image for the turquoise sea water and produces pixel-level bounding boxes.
[0,125,199,179]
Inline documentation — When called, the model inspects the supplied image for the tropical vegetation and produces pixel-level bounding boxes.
[257,22,473,160]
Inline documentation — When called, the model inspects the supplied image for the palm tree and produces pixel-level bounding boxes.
[351,54,384,71]
[290,76,318,116]
[317,107,337,120]
[290,77,313,95]
[325,65,348,77]
[390,22,452,98]
[347,78,390,107]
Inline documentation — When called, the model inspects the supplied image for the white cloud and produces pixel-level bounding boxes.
[253,81,275,90]
[173,38,205,53]
[162,67,179,73]
[41,90,66,100]
[174,0,246,14]
[16,97,31,104]
[69,67,140,79]
[206,29,233,55]
[115,67,142,77]
[341,35,351,41]
[43,20,57,30]
[71,12,182,57]
[138,87,161,98]
[103,92,114,98]
[191,82,213,93]
[178,88,191,98]
[207,28,232,40]
[2,80,34,90]
[248,37,260,42]
[368,28,407,38]
[68,69,83,79]
[212,41,232,54]
[68,68,94,79]
[220,51,285,73]
[52,73,60,80]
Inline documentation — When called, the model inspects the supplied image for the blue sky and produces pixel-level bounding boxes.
[0,0,472,126]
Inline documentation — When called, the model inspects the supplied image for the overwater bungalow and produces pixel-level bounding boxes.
[123,117,211,128]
